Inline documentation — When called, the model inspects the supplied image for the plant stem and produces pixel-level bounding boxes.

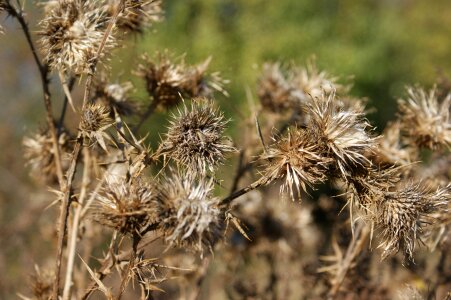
[62,148,91,300]
[220,178,268,207]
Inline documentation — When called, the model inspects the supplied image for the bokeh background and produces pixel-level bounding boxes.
[1,0,451,298]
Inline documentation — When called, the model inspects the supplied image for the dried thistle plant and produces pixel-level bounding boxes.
[107,0,163,34]
[398,86,451,150]
[23,128,71,184]
[156,171,224,253]
[94,175,157,235]
[257,62,299,113]
[260,127,330,200]
[80,102,114,150]
[374,121,417,167]
[92,73,137,116]
[136,53,227,109]
[307,92,376,178]
[39,0,114,74]
[291,59,348,99]
[161,98,236,174]
[375,182,450,260]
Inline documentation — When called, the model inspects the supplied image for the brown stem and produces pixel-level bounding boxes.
[53,137,82,299]
[133,100,159,134]
[8,1,64,187]
[52,2,126,298]
[220,178,268,207]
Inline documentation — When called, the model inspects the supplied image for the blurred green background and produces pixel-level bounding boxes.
[1,0,451,297]
[116,0,451,129]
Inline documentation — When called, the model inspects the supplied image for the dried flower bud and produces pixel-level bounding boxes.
[80,102,114,150]
[92,74,137,116]
[161,99,236,174]
[105,0,163,34]
[28,266,55,300]
[307,92,376,178]
[156,172,224,253]
[94,175,157,235]
[376,183,450,260]
[257,63,299,113]
[23,128,71,184]
[398,86,451,150]
[291,59,348,100]
[374,121,417,167]
[260,127,330,200]
[39,0,114,74]
[136,53,227,109]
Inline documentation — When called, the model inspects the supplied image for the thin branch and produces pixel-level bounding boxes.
[52,2,125,298]
[62,147,91,300]
[7,0,64,186]
[220,178,268,207]
[133,100,159,134]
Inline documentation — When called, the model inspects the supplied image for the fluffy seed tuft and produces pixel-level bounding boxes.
[156,172,224,253]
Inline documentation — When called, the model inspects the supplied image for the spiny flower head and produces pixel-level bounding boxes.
[94,175,157,235]
[260,127,330,200]
[156,172,224,253]
[92,74,137,116]
[257,62,299,113]
[374,121,417,167]
[375,183,450,260]
[105,0,163,34]
[23,128,71,184]
[39,0,114,74]
[291,59,348,100]
[161,98,235,174]
[80,102,114,150]
[398,86,451,150]
[307,92,376,178]
[136,53,227,108]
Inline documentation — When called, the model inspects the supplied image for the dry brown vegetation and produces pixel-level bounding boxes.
[1,0,450,299]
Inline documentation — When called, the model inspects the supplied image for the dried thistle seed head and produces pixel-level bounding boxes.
[92,74,137,116]
[260,127,330,200]
[28,266,55,300]
[156,172,224,253]
[39,0,114,74]
[307,92,376,178]
[376,183,450,260]
[94,175,157,235]
[161,99,236,174]
[398,86,451,150]
[257,63,299,113]
[136,53,226,108]
[80,102,114,150]
[291,59,349,100]
[347,166,403,212]
[374,121,417,167]
[23,128,71,184]
[105,0,163,34]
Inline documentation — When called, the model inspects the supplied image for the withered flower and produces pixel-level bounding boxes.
[260,127,330,200]
[161,99,235,174]
[307,92,376,178]
[80,102,114,150]
[291,59,348,100]
[374,121,417,167]
[95,175,157,235]
[156,172,224,253]
[23,128,71,184]
[257,63,298,113]
[376,183,450,260]
[92,74,137,116]
[39,0,114,74]
[105,0,163,34]
[398,86,451,150]
[136,53,227,109]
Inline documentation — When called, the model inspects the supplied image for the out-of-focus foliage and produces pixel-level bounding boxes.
[115,0,451,128]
